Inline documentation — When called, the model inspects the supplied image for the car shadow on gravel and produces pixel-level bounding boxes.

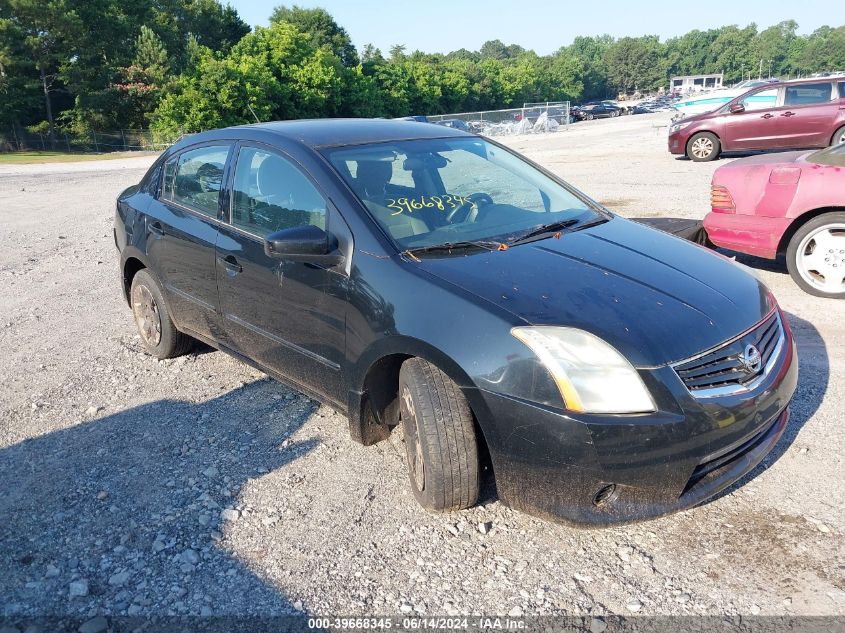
[705,310,829,504]
[0,378,318,618]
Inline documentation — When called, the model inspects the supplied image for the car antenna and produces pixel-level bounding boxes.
[246,103,261,124]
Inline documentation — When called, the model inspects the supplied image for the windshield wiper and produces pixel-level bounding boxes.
[509,216,609,247]
[403,240,502,258]
[508,219,580,246]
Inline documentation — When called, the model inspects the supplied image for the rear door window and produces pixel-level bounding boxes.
[784,83,833,106]
[162,145,230,218]
[839,82,845,99]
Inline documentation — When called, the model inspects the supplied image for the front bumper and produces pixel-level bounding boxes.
[703,211,792,259]
[472,321,798,526]
[668,130,689,155]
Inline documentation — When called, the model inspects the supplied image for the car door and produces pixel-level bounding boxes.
[146,143,232,340]
[770,82,837,148]
[215,143,350,405]
[723,87,781,150]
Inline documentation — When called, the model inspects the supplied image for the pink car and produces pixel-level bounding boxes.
[704,144,845,298]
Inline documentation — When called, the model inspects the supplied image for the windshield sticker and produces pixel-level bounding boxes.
[386,194,478,216]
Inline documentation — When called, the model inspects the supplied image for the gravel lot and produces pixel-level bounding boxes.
[1,114,843,621]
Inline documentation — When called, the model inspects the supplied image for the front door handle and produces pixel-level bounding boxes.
[761,113,774,119]
[216,255,243,276]
[148,221,165,236]
[780,111,796,117]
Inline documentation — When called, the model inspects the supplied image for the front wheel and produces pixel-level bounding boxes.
[399,358,479,512]
[686,132,720,161]
[786,213,845,298]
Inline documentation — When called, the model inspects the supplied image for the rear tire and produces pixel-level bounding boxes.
[831,125,845,147]
[130,269,194,358]
[686,132,721,161]
[786,212,845,299]
[398,358,479,512]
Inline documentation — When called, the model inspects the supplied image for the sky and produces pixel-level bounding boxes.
[228,0,845,56]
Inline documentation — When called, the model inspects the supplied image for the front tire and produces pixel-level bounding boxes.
[786,212,845,299]
[130,269,194,358]
[686,132,720,161]
[399,358,479,512]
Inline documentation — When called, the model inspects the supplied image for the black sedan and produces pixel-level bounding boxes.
[574,103,620,120]
[115,119,797,526]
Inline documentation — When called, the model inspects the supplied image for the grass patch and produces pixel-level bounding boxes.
[0,150,158,165]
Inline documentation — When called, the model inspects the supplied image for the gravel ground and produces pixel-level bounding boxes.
[1,114,843,621]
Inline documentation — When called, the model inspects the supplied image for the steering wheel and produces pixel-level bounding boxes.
[446,193,494,224]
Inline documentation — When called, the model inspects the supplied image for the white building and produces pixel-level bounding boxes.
[670,74,724,93]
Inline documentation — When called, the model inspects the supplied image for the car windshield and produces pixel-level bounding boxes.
[323,137,603,251]
[807,143,845,167]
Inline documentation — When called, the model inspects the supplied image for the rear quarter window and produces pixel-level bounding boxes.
[784,83,833,106]
[161,145,230,218]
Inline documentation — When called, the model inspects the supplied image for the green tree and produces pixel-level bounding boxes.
[0,0,81,145]
[270,4,358,66]
[604,36,663,94]
[114,26,170,128]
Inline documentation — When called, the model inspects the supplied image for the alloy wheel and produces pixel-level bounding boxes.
[690,137,714,159]
[796,223,845,294]
[132,283,162,347]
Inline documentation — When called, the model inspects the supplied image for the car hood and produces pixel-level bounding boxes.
[414,217,773,367]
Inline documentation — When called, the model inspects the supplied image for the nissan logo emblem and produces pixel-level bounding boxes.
[742,344,762,373]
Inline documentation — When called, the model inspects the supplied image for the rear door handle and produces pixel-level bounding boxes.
[761,113,774,119]
[780,111,796,117]
[216,255,243,276]
[148,221,165,236]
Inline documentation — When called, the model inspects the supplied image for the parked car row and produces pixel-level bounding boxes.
[631,94,681,114]
[664,77,845,299]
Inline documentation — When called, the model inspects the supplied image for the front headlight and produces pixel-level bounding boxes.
[511,327,656,414]
[669,121,691,135]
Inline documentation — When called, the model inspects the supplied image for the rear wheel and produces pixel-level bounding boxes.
[398,358,479,512]
[687,132,720,161]
[786,212,845,299]
[130,269,194,358]
[586,113,594,121]
[831,125,845,147]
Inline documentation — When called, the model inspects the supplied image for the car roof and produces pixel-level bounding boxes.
[179,118,472,151]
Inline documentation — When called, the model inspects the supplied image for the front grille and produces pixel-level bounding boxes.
[673,311,784,397]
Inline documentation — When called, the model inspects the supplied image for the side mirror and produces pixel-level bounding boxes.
[264,224,344,266]
[729,103,746,114]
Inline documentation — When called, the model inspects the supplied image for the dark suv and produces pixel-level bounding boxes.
[669,78,845,161]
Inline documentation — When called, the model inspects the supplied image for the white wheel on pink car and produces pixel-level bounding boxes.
[787,212,845,299]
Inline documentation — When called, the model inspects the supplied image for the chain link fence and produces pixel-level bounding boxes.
[1,128,178,153]
[428,102,571,136]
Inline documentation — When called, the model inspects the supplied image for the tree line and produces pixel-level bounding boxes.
[1,1,844,147]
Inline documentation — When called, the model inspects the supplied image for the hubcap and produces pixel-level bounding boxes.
[796,223,845,294]
[132,283,162,346]
[402,385,425,491]
[690,137,714,159]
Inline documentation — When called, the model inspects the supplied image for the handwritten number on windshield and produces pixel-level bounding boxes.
[387,194,478,216]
